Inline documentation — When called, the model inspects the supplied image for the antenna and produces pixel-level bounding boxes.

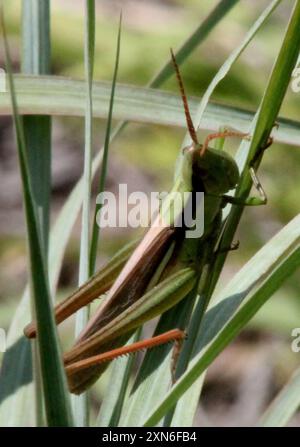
[170,48,199,146]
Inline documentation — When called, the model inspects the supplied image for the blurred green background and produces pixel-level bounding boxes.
[0,0,300,426]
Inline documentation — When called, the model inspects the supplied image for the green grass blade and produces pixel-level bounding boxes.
[21,0,52,426]
[142,213,300,426]
[0,8,73,427]
[73,0,95,427]
[1,76,299,146]
[259,367,300,427]
[0,0,52,427]
[22,0,51,252]
[89,13,121,275]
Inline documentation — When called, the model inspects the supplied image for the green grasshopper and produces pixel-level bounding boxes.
[24,50,268,394]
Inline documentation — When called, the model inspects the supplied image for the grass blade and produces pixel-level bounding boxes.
[1,76,300,146]
[73,0,95,427]
[89,13,121,275]
[22,0,51,251]
[0,8,73,427]
[0,0,52,427]
[21,0,52,426]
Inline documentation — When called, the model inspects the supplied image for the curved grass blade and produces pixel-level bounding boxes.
[0,76,299,146]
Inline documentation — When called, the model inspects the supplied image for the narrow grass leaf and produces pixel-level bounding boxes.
[22,0,51,251]
[1,76,300,146]
[88,16,133,428]
[21,0,52,426]
[0,9,73,427]
[89,13,121,275]
[73,0,95,427]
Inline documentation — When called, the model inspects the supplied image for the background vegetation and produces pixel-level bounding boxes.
[0,0,300,427]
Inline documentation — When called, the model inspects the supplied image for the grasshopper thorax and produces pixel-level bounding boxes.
[182,143,240,196]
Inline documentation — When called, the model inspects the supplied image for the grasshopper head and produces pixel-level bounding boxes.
[189,145,240,195]
[170,49,239,196]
